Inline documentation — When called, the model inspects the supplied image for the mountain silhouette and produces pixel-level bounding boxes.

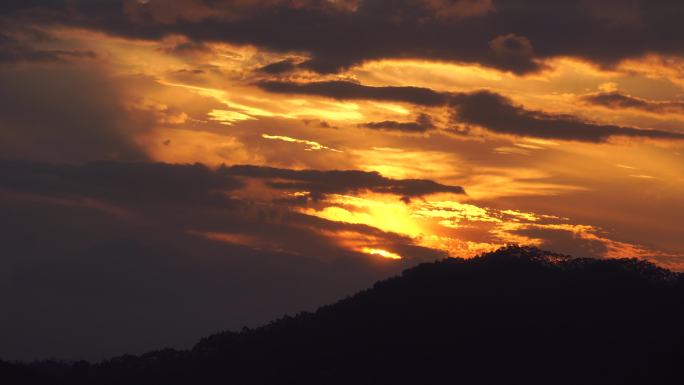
[3,246,683,384]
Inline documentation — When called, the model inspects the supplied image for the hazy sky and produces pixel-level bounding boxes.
[1,0,683,361]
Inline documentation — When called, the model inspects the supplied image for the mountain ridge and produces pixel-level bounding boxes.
[3,246,683,384]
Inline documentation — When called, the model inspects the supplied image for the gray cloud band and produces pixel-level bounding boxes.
[257,80,684,142]
[3,1,684,74]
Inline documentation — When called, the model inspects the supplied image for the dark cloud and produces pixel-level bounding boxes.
[0,67,149,162]
[257,80,684,142]
[258,59,298,74]
[361,113,434,133]
[0,159,461,260]
[0,25,95,64]
[0,159,464,205]
[487,33,540,74]
[4,1,684,74]
[222,164,465,200]
[158,38,211,56]
[256,80,447,106]
[0,159,242,207]
[582,91,684,114]
[449,90,684,142]
[0,36,95,63]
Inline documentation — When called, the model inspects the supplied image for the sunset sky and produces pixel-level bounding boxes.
[2,0,684,360]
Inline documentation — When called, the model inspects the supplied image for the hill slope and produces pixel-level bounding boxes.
[3,246,684,384]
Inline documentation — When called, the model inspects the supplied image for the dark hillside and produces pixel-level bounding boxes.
[3,246,683,384]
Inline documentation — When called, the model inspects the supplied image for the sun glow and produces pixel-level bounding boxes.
[299,194,424,237]
[361,247,402,260]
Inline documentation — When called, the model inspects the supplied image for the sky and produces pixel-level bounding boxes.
[1,0,684,361]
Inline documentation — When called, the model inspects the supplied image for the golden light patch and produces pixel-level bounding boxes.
[300,194,423,238]
[299,194,544,258]
[356,59,506,90]
[461,167,587,200]
[500,209,540,222]
[370,102,412,115]
[261,134,343,152]
[209,109,254,125]
[353,147,464,180]
[361,247,402,260]
[413,200,502,225]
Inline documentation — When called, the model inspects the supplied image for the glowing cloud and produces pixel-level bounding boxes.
[261,134,343,152]
[361,247,402,260]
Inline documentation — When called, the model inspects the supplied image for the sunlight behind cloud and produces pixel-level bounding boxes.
[262,134,343,152]
[361,247,402,260]
[18,14,683,269]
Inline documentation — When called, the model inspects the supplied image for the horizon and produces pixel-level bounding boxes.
[1,0,683,362]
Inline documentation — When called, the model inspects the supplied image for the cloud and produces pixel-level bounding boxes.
[257,80,684,142]
[448,90,684,142]
[582,91,684,114]
[0,20,96,64]
[487,33,540,74]
[424,0,495,19]
[157,35,212,56]
[0,159,242,207]
[222,164,465,201]
[0,158,469,242]
[261,134,342,152]
[0,159,465,207]
[258,58,298,74]
[0,66,150,162]
[5,1,684,75]
[256,80,447,106]
[0,33,95,63]
[361,113,434,133]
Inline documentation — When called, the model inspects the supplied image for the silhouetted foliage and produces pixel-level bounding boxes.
[3,246,683,384]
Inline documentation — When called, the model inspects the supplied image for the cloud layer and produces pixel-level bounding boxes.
[583,91,684,114]
[257,80,684,142]
[5,1,684,74]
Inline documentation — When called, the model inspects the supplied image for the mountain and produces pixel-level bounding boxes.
[3,246,683,384]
